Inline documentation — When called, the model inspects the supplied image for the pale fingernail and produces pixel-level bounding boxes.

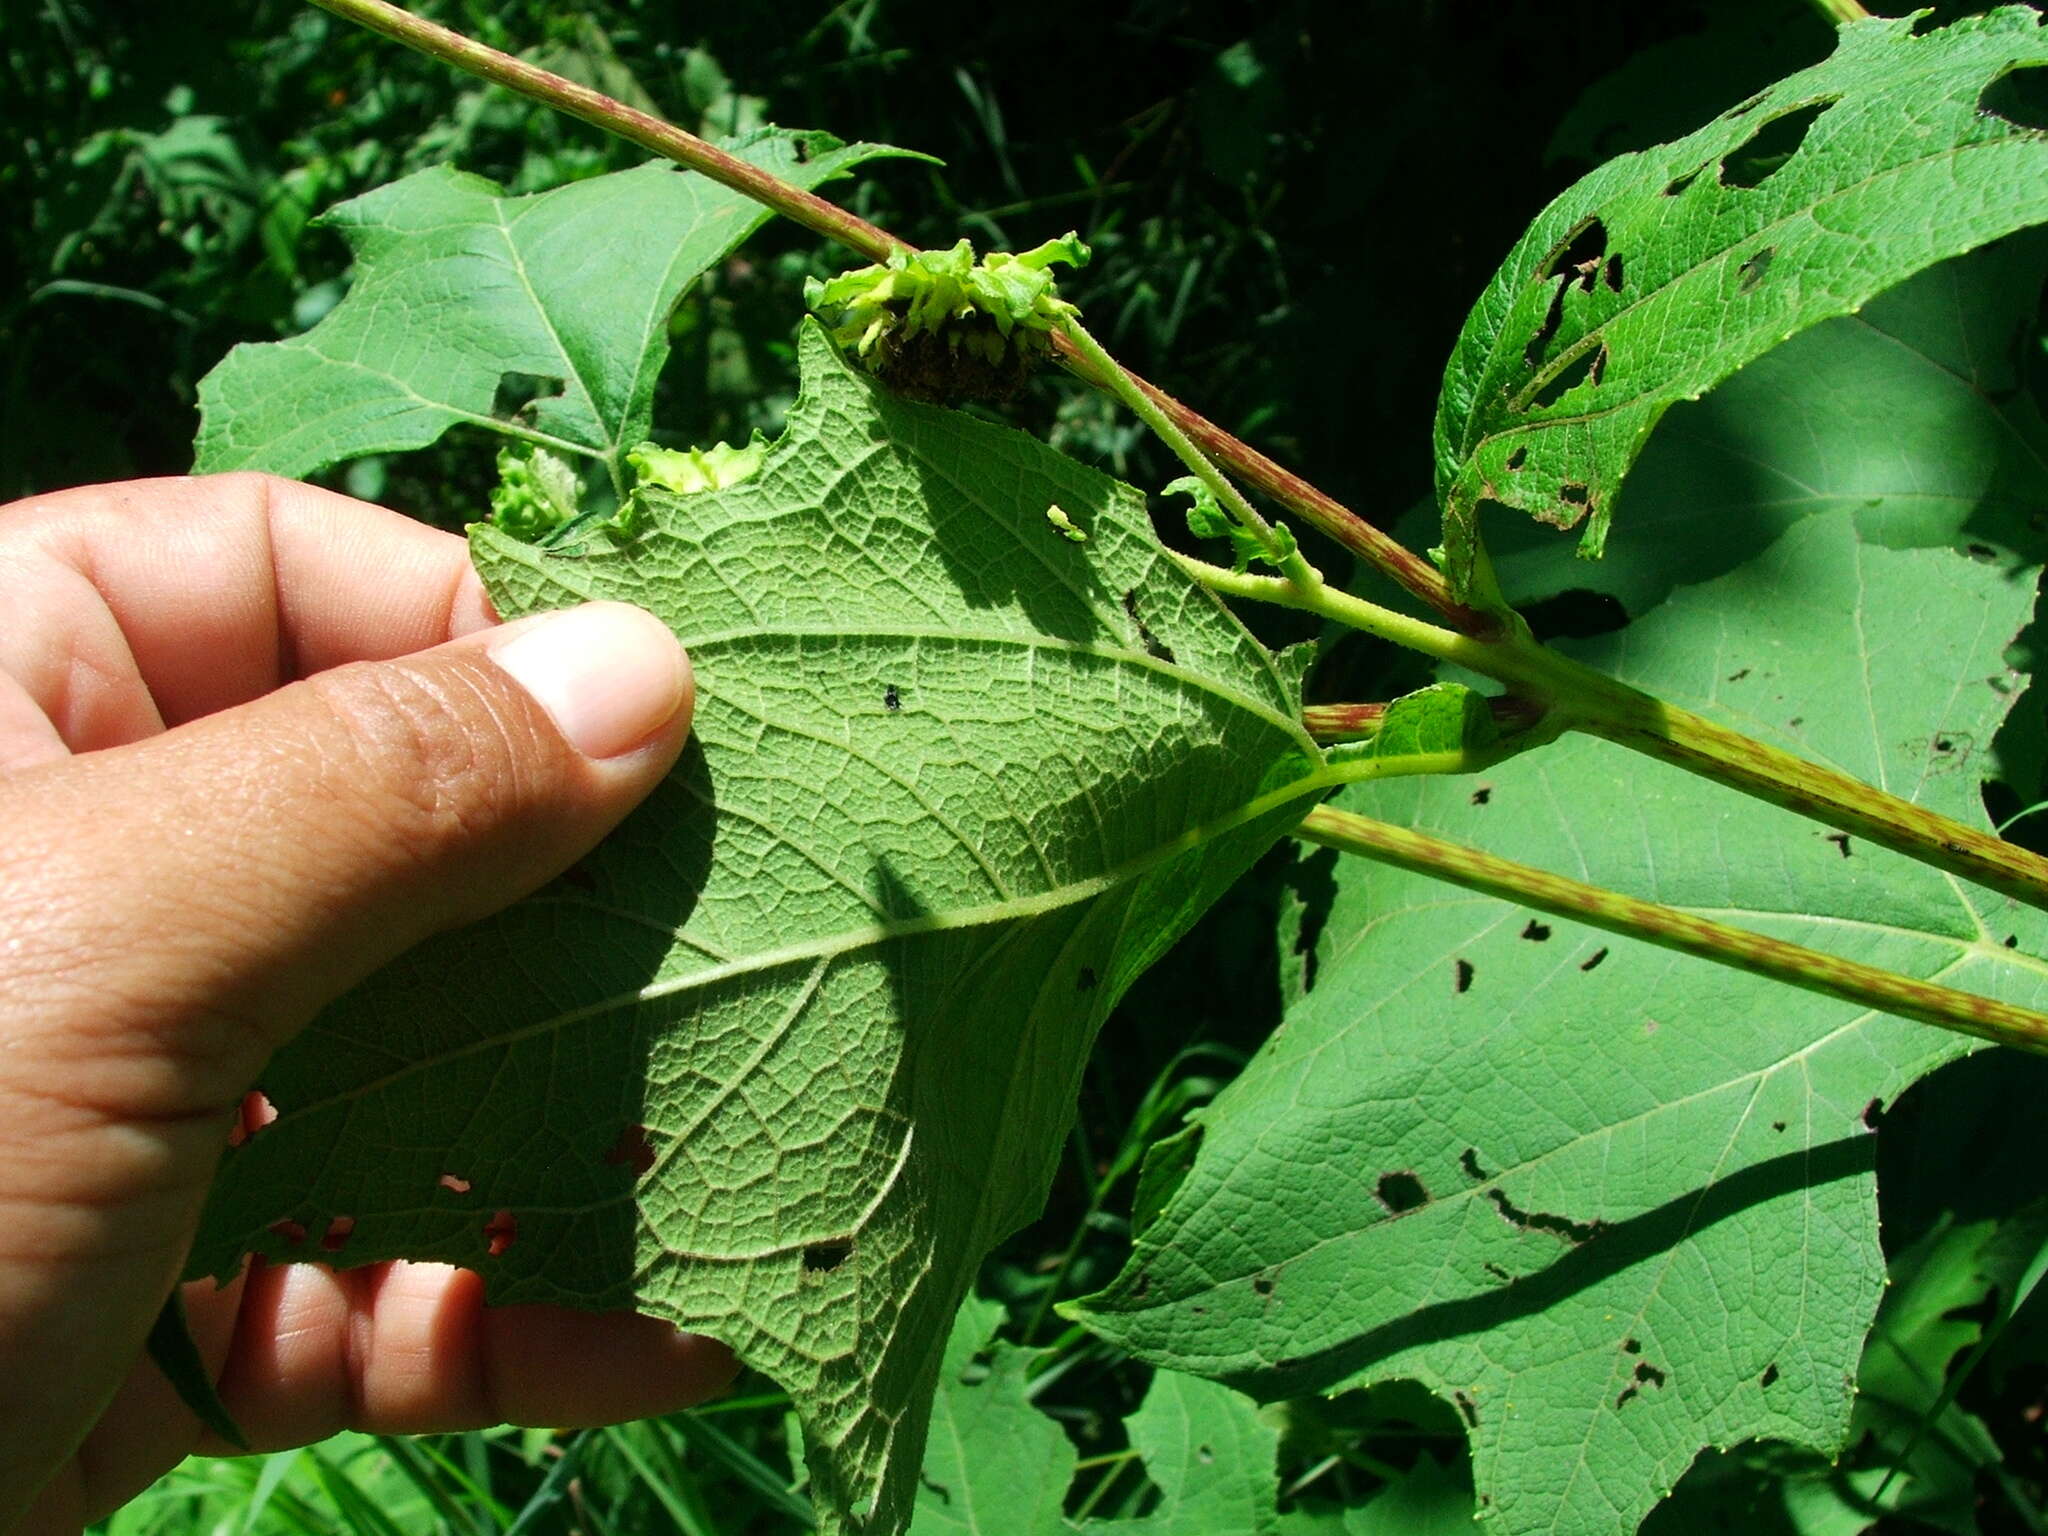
[488,603,689,759]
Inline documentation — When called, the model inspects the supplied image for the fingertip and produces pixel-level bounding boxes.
[479,1306,739,1427]
[485,603,693,762]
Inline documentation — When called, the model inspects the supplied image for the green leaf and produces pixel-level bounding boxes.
[1475,233,2048,620]
[193,130,916,485]
[909,1298,1285,1535]
[1071,513,2048,1536]
[185,323,1324,1536]
[1434,8,2048,594]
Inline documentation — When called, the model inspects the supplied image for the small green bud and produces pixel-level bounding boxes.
[628,432,769,496]
[489,444,582,542]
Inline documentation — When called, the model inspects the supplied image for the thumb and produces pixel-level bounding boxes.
[0,599,693,1117]
[0,600,689,1519]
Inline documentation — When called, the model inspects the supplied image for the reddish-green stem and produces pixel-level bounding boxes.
[1303,697,1543,744]
[304,0,1474,629]
[307,0,906,261]
[1299,805,2048,1053]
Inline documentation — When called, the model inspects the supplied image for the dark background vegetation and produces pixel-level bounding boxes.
[13,0,2048,1530]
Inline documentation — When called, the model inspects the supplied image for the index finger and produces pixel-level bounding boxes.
[0,473,500,752]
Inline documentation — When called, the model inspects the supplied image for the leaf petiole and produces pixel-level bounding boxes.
[1297,804,2048,1054]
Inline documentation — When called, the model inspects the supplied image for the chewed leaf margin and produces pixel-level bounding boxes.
[1432,7,2048,597]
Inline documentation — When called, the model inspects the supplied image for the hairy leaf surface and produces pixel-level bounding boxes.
[1435,8,2048,592]
[193,130,914,484]
[1074,515,2048,1535]
[186,324,1323,1534]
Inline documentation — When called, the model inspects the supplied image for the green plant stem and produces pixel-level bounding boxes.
[1297,805,2048,1054]
[1500,641,2048,913]
[1175,555,1500,672]
[305,0,1479,630]
[1063,319,1318,587]
[1809,0,1873,22]
[1192,556,2048,911]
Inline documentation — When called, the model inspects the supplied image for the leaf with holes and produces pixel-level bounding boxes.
[910,1294,1286,1535]
[1072,513,2048,1536]
[184,322,1326,1536]
[193,129,918,487]
[1434,7,2048,595]
[1474,231,2048,622]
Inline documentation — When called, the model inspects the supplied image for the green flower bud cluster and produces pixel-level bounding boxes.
[804,234,1090,404]
[488,443,582,542]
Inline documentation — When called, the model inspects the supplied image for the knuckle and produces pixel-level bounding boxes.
[298,658,552,856]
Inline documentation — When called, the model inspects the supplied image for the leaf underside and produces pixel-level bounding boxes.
[1074,509,2048,1534]
[187,321,1322,1535]
[1434,7,2048,594]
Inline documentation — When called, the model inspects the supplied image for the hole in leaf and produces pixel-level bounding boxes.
[1121,591,1175,663]
[1077,967,1099,991]
[603,1124,658,1177]
[1252,1276,1274,1297]
[484,1210,518,1257]
[1197,1444,1215,1465]
[1536,217,1609,290]
[1772,1120,1787,1132]
[1602,254,1624,293]
[2006,935,2020,949]
[1623,1337,1642,1355]
[1727,667,1751,683]
[1471,786,1493,805]
[320,1216,356,1253]
[1719,101,1830,188]
[804,1240,853,1272]
[1580,947,1609,972]
[1862,1097,1885,1130]
[1521,921,1552,942]
[437,1173,473,1195]
[491,371,565,422]
[1663,166,1702,197]
[1485,1261,1511,1281]
[228,1090,278,1148]
[1760,1363,1780,1387]
[1454,958,1475,994]
[1616,1359,1667,1408]
[1461,1148,1491,1180]
[1966,543,2000,563]
[1505,446,1528,471]
[1133,1273,1151,1299]
[1532,343,1608,409]
[1825,833,1851,858]
[1982,66,2048,132]
[1737,247,1775,294]
[1524,283,1568,371]
[1375,1171,1429,1213]
[1559,482,1591,508]
[1486,1186,1607,1245]
[269,1219,307,1246]
[1453,1391,1479,1428]
[1934,736,1955,754]
[883,684,901,712]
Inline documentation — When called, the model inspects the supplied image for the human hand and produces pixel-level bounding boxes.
[0,475,735,1534]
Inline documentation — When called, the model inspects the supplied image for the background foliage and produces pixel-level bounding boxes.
[13,0,2048,1530]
